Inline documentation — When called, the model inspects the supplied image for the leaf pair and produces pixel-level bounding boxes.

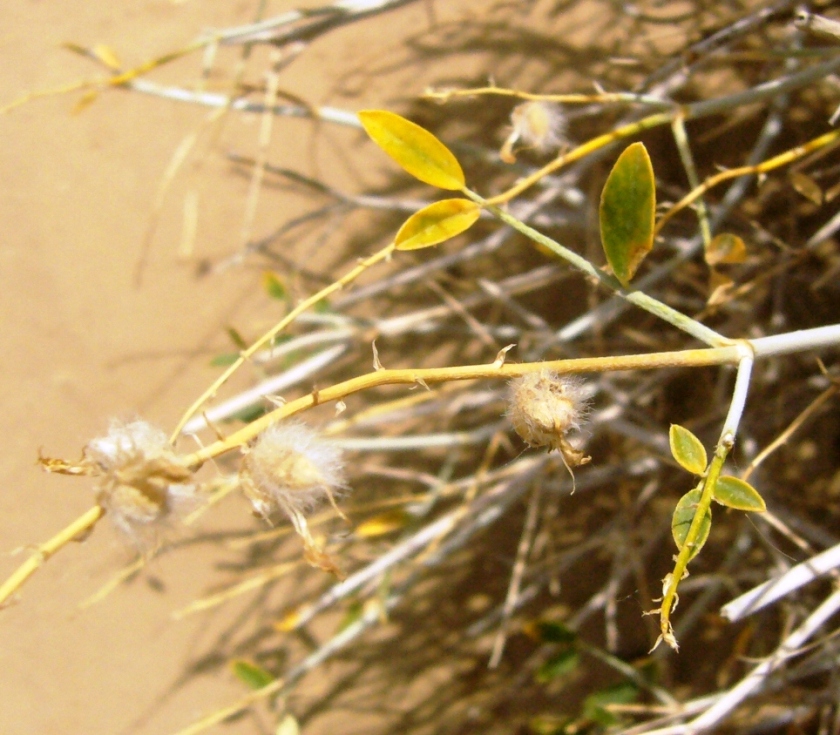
[358,110,480,250]
[668,424,765,561]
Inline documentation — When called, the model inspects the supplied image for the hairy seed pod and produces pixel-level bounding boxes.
[500,101,567,163]
[240,420,345,521]
[507,369,591,468]
[85,419,196,549]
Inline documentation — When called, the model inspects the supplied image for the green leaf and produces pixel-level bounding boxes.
[672,488,711,561]
[231,659,275,690]
[262,271,287,300]
[226,326,248,351]
[583,682,639,725]
[713,475,766,512]
[228,404,268,424]
[395,199,480,250]
[535,649,579,683]
[599,142,656,286]
[669,424,707,475]
[358,109,465,190]
[210,352,240,367]
[528,620,577,645]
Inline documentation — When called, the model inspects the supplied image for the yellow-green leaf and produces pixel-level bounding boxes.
[231,659,275,690]
[358,109,465,190]
[789,171,823,205]
[705,233,747,266]
[671,489,711,561]
[599,142,656,286]
[262,271,287,300]
[669,424,707,475]
[713,475,766,512]
[395,199,480,250]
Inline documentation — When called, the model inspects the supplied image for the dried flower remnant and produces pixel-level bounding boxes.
[507,369,591,474]
[84,420,197,550]
[500,101,567,163]
[240,420,347,576]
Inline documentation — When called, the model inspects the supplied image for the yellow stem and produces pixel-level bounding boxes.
[486,111,675,205]
[655,127,840,237]
[0,504,105,608]
[182,345,742,468]
[170,242,396,441]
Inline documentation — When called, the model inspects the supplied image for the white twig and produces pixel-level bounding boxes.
[721,541,840,622]
[687,587,840,733]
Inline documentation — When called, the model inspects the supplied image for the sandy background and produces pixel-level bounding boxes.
[0,2,502,732]
[2,2,343,732]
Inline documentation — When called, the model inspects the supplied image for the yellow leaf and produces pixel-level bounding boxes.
[93,44,122,70]
[355,510,410,538]
[358,109,465,190]
[705,233,747,266]
[395,199,480,250]
[273,607,301,633]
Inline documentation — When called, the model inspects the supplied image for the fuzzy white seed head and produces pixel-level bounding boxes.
[240,420,346,521]
[85,419,196,549]
[500,101,567,163]
[507,370,591,468]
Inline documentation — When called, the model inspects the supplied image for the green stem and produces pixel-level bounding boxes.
[466,190,729,348]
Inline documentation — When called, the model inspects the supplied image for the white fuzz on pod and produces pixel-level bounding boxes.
[240,420,347,576]
[85,420,196,549]
[500,101,567,163]
[507,369,591,470]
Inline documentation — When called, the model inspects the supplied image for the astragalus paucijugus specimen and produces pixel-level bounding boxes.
[4,3,840,734]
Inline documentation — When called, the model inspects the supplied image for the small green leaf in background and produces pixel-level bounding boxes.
[226,326,248,351]
[526,620,577,645]
[599,142,656,286]
[705,232,747,266]
[231,659,275,690]
[582,682,639,726]
[535,649,579,683]
[210,352,240,367]
[714,475,766,512]
[358,109,465,190]
[262,271,287,300]
[669,424,707,475]
[672,488,711,561]
[395,199,480,250]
